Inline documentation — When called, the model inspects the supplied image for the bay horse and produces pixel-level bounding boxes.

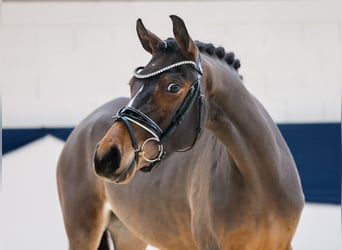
[57,15,304,250]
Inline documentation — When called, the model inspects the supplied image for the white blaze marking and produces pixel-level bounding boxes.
[127,85,144,107]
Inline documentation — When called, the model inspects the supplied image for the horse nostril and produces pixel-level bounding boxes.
[94,144,122,175]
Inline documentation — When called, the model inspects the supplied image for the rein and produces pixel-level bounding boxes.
[113,55,205,172]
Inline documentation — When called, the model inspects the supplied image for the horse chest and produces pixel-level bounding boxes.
[104,175,197,248]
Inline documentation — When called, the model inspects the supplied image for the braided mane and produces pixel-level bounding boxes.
[157,38,241,73]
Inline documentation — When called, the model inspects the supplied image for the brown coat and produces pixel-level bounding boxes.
[57,15,304,250]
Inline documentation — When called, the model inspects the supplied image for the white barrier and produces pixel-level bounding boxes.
[2,1,341,127]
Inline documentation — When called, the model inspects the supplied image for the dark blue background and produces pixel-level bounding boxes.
[3,123,341,204]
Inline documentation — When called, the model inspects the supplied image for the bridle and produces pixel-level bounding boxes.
[112,54,205,172]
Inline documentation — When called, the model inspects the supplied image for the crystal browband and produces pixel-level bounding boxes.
[133,60,198,79]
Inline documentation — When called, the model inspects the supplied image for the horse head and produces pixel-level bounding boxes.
[94,15,206,184]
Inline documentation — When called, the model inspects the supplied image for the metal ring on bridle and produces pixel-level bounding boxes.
[140,137,164,163]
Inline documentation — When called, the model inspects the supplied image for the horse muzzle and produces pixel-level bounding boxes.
[93,144,137,184]
[93,120,141,184]
[93,116,165,184]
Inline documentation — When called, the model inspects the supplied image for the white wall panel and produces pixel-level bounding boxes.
[2,1,341,127]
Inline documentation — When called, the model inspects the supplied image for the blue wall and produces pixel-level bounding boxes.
[278,123,340,204]
[3,123,341,204]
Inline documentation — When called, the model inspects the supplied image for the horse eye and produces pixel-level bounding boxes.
[167,83,181,93]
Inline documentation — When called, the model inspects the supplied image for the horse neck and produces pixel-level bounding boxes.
[202,55,285,178]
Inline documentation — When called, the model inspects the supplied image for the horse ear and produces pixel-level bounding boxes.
[136,18,162,55]
[170,15,198,60]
